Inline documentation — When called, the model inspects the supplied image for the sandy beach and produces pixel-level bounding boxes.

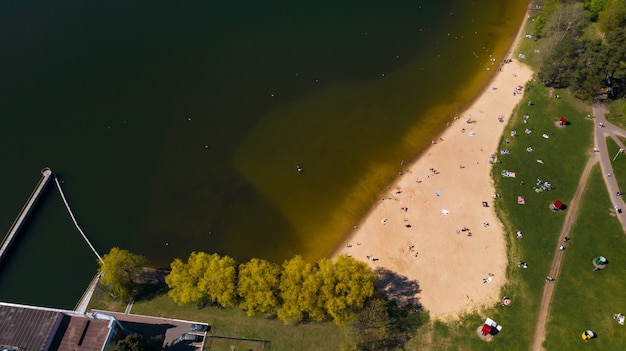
[333,44,533,318]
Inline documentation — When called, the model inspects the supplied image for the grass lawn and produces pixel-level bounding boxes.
[129,294,347,351]
[606,99,626,129]
[543,165,626,349]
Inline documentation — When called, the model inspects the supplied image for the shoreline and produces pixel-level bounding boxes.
[331,12,533,319]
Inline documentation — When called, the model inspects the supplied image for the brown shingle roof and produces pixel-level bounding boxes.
[0,304,62,351]
[56,317,110,351]
[0,303,114,351]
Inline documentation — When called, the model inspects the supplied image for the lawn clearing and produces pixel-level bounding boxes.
[543,165,626,349]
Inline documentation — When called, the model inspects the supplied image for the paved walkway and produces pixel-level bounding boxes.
[530,104,626,350]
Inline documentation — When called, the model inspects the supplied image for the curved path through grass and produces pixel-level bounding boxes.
[530,103,626,350]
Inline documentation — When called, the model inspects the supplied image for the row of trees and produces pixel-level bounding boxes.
[97,247,426,349]
[165,252,376,326]
[532,0,626,100]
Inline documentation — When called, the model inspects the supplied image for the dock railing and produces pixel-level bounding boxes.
[0,167,52,265]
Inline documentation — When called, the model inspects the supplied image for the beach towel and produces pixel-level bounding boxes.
[502,170,516,178]
[517,196,525,205]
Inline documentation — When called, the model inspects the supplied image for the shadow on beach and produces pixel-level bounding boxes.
[375,267,422,308]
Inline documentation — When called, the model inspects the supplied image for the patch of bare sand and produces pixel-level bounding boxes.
[333,59,533,319]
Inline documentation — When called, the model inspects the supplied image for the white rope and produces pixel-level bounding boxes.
[54,177,103,263]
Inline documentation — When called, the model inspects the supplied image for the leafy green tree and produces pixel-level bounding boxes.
[299,259,327,322]
[571,39,607,99]
[539,35,579,88]
[105,333,163,351]
[319,255,376,326]
[199,253,237,308]
[166,252,237,307]
[350,295,428,351]
[545,2,588,43]
[277,255,307,323]
[585,0,609,21]
[606,28,626,79]
[277,255,326,324]
[238,258,281,316]
[166,253,207,305]
[98,247,147,299]
[350,297,390,351]
[598,0,626,32]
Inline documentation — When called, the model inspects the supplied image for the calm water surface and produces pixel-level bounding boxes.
[0,0,526,308]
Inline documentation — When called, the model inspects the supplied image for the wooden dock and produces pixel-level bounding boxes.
[0,167,53,265]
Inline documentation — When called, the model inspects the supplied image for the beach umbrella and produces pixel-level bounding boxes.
[593,256,608,270]
[581,330,595,341]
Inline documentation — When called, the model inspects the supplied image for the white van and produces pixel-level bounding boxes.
[179,333,201,342]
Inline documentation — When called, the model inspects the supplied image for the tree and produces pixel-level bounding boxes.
[299,258,327,322]
[545,2,588,44]
[585,0,609,21]
[105,333,163,351]
[350,295,429,351]
[319,255,376,326]
[605,28,626,78]
[350,297,390,351]
[277,255,307,323]
[165,252,237,307]
[98,247,147,299]
[539,35,580,88]
[570,39,606,99]
[277,255,326,324]
[237,258,282,316]
[598,0,626,32]
[165,254,206,306]
[199,253,237,308]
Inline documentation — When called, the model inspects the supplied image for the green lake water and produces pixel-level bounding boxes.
[0,0,526,308]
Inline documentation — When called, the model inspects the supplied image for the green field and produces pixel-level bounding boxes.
[130,294,347,351]
[543,165,626,349]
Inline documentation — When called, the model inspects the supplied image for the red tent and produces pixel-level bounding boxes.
[554,200,563,209]
[559,117,567,125]
[481,324,492,335]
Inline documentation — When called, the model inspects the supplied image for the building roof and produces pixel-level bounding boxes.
[0,302,117,351]
[0,304,62,351]
[54,316,111,351]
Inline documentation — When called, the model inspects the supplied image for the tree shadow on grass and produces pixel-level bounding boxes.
[374,267,422,309]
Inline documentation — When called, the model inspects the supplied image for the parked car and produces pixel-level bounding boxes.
[179,333,201,342]
[190,323,210,332]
